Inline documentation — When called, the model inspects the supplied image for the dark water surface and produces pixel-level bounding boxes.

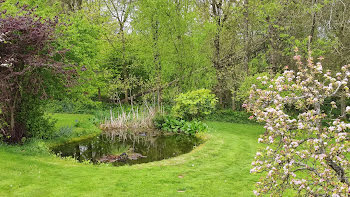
[51,132,202,166]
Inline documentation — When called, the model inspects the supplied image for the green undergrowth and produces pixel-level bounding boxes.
[206,109,259,124]
[153,114,208,135]
[47,113,101,143]
[0,113,102,154]
[0,121,264,196]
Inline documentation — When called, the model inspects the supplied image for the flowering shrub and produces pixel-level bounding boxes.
[245,49,350,196]
[237,72,274,103]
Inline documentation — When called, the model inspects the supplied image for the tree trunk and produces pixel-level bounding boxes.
[152,20,162,108]
[267,17,277,74]
[244,0,250,75]
[157,87,161,108]
[124,88,129,104]
[10,106,15,135]
[156,55,162,108]
[309,12,317,45]
[9,91,18,138]
[210,1,225,108]
[340,93,346,119]
[213,28,225,108]
[309,0,317,45]
[120,27,129,104]
[231,90,236,111]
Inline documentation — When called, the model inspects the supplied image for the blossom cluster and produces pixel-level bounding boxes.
[246,51,350,196]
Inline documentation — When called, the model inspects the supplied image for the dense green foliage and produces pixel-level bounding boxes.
[0,5,76,142]
[153,115,208,135]
[45,99,105,114]
[172,89,217,121]
[19,99,56,140]
[1,0,349,107]
[206,110,257,125]
[2,0,350,142]
[50,113,100,141]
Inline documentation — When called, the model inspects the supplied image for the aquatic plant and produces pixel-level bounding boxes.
[100,103,162,133]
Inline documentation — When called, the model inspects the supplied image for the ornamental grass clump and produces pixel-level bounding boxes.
[246,48,350,196]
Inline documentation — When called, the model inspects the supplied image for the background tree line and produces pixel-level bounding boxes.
[1,0,350,141]
[3,0,349,107]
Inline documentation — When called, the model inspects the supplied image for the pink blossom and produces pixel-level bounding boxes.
[253,190,260,196]
[247,55,350,196]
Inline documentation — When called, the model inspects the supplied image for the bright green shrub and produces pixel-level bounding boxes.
[172,89,217,120]
[18,97,57,140]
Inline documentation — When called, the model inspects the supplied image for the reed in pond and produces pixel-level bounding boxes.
[100,104,162,132]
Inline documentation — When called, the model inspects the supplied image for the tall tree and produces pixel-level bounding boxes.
[196,0,236,107]
[132,0,214,104]
[103,0,135,103]
[0,6,74,142]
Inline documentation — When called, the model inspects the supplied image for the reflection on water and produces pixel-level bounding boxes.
[51,131,202,166]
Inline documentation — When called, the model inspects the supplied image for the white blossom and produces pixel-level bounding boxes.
[246,55,350,196]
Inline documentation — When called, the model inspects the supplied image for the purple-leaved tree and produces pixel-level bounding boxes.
[245,48,350,196]
[0,5,74,142]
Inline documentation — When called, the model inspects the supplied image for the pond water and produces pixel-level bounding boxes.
[51,132,202,166]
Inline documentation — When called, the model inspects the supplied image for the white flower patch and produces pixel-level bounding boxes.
[346,106,350,114]
[0,33,6,42]
[247,57,350,195]
[316,62,322,72]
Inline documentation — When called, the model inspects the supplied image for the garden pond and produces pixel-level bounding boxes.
[51,131,202,166]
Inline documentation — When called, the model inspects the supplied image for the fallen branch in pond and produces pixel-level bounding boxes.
[97,152,147,163]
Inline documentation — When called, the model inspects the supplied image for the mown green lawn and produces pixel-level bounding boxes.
[0,121,264,196]
[49,113,96,129]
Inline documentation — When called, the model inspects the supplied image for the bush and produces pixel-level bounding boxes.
[172,89,217,121]
[46,99,104,114]
[19,97,57,140]
[24,114,56,140]
[153,114,208,135]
